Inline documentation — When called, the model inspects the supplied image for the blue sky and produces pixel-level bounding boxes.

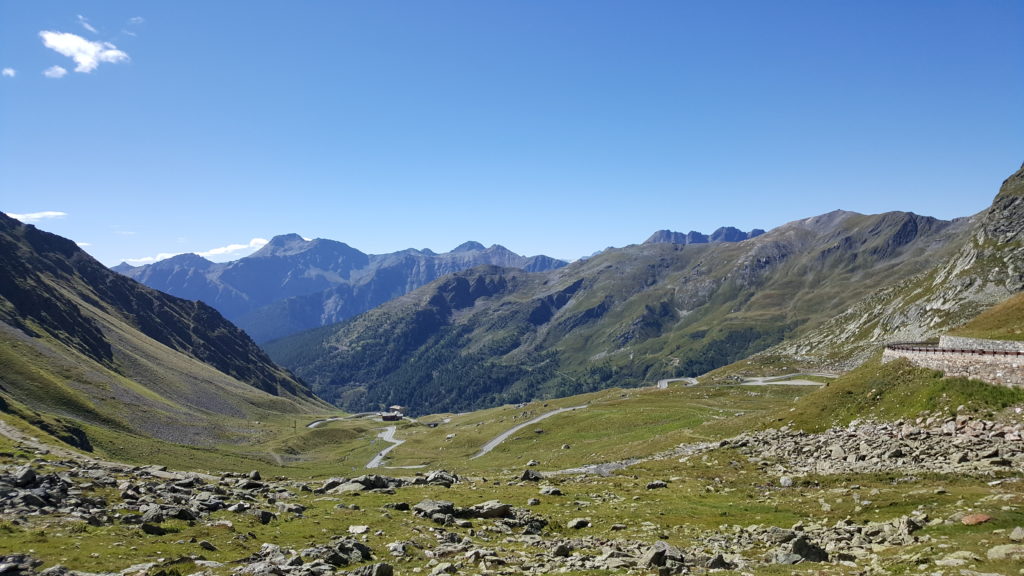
[2,1,1022,266]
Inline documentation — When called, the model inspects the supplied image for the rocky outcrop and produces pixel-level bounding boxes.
[117,235,567,343]
[775,164,1024,369]
[721,415,1023,477]
[645,226,765,245]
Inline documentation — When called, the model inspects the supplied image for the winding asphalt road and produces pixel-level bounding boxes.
[366,426,403,468]
[471,405,587,459]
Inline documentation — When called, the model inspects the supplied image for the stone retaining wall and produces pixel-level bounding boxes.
[939,335,1024,353]
[883,340,1024,388]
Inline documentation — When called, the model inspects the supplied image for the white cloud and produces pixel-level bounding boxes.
[76,242,92,248]
[2,68,15,78]
[43,65,68,78]
[77,15,98,34]
[199,238,269,258]
[39,30,129,73]
[128,16,145,25]
[8,211,68,222]
[123,238,270,265]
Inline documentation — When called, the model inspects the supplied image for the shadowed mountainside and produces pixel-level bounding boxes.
[0,212,326,447]
[266,204,975,415]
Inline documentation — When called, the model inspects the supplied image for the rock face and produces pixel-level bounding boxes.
[777,162,1024,369]
[116,235,567,342]
[644,226,765,245]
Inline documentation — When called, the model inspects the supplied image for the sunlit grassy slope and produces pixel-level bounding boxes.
[947,291,1024,341]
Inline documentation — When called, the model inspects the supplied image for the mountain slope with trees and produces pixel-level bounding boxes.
[267,202,979,415]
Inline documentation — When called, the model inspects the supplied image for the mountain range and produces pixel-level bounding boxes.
[263,165,1024,415]
[114,236,567,343]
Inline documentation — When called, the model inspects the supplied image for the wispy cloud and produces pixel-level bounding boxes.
[39,31,129,73]
[77,15,98,34]
[198,238,269,258]
[123,238,270,264]
[8,211,68,222]
[76,242,92,248]
[128,16,145,25]
[2,68,15,78]
[43,65,67,79]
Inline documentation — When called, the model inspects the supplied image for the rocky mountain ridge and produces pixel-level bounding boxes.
[115,236,567,343]
[267,203,977,414]
[773,162,1024,369]
[645,225,765,245]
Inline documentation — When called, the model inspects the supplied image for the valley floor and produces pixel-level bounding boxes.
[2,389,1024,576]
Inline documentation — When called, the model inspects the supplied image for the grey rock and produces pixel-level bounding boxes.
[413,499,455,517]
[986,543,1024,561]
[250,509,276,524]
[790,535,828,562]
[640,541,684,567]
[140,522,166,536]
[521,469,543,482]
[13,467,37,488]
[348,564,393,576]
[469,500,511,518]
[567,517,590,529]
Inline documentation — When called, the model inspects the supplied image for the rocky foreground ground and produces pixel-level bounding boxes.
[2,412,1023,576]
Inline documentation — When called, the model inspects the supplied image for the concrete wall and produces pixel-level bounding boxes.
[883,341,1024,388]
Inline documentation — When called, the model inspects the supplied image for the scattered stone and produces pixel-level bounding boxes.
[250,509,276,525]
[986,544,1024,561]
[567,517,590,529]
[429,562,456,576]
[13,466,37,488]
[962,513,993,526]
[646,480,668,490]
[790,534,828,562]
[468,500,511,518]
[539,485,562,496]
[521,469,543,482]
[413,499,455,518]
[348,525,369,535]
[1009,526,1024,542]
[139,523,166,536]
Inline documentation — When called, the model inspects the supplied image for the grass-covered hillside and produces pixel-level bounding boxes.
[267,209,973,415]
[772,163,1024,368]
[0,212,331,455]
[948,291,1024,341]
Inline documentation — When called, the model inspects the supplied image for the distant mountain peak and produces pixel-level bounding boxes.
[251,233,312,258]
[161,252,215,267]
[645,226,764,246]
[452,241,486,253]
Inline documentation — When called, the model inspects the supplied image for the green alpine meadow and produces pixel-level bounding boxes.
[2,3,1023,575]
